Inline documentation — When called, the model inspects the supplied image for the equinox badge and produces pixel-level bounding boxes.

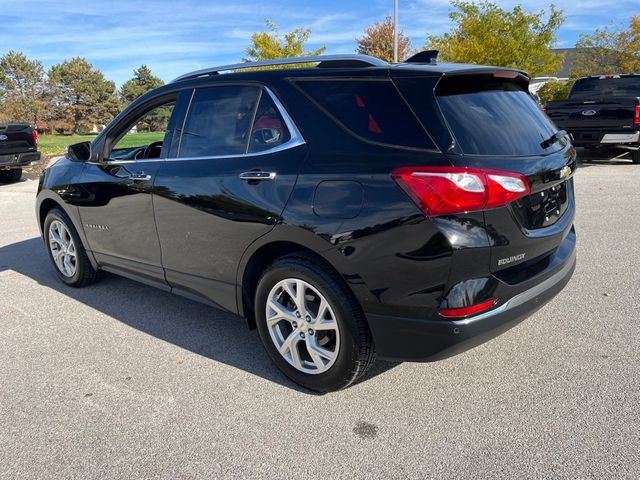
[498,253,526,266]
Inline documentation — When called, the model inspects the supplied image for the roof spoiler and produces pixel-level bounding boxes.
[404,50,439,64]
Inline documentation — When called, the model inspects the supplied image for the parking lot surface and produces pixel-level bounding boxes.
[1,151,639,479]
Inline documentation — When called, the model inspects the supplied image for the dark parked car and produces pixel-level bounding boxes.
[545,74,640,163]
[36,52,576,392]
[0,123,40,183]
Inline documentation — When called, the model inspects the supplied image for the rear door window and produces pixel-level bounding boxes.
[569,76,640,99]
[179,86,260,158]
[294,79,436,150]
[434,76,565,156]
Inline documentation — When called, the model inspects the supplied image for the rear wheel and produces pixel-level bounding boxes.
[632,149,640,164]
[44,207,97,287]
[0,168,22,183]
[255,255,375,392]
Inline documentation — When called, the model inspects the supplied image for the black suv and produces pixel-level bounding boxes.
[36,52,576,392]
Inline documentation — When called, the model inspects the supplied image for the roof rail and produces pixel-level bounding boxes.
[171,54,389,82]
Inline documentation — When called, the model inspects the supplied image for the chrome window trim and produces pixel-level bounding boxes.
[98,85,305,165]
[173,85,305,162]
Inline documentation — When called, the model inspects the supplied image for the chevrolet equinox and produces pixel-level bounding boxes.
[36,52,577,392]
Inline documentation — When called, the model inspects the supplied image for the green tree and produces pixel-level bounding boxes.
[356,16,411,62]
[120,64,164,103]
[537,79,573,103]
[573,16,640,77]
[120,65,167,132]
[244,19,326,66]
[47,57,120,133]
[0,51,46,125]
[426,1,565,77]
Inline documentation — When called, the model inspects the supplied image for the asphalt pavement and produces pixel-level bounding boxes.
[0,150,638,479]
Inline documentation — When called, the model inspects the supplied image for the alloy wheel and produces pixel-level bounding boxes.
[48,220,77,277]
[266,278,340,374]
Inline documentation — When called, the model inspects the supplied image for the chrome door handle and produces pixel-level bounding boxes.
[129,172,151,181]
[239,171,276,181]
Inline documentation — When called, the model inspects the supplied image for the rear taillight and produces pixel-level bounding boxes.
[391,166,530,216]
[634,105,640,126]
[32,129,38,148]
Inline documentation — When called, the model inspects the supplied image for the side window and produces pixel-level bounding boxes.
[179,86,260,158]
[248,92,292,153]
[110,101,175,160]
[294,79,435,149]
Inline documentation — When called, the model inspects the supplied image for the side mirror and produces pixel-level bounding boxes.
[65,141,92,162]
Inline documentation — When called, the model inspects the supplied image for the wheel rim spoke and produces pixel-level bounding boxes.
[266,277,340,375]
[48,220,76,278]
[294,279,306,314]
[313,318,338,331]
[266,299,296,325]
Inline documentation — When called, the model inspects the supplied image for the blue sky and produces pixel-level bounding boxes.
[0,0,635,86]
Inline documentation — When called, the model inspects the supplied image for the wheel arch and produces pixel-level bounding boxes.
[237,235,363,330]
[36,193,98,270]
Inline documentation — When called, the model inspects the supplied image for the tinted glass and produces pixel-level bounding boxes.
[179,86,260,157]
[249,92,291,153]
[570,77,640,99]
[296,80,435,149]
[436,78,564,156]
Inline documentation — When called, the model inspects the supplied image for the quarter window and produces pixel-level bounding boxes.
[294,79,435,149]
[248,92,292,153]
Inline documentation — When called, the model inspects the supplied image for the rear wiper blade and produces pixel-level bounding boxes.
[540,130,567,149]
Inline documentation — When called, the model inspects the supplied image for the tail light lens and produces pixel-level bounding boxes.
[634,105,640,125]
[391,166,530,216]
[32,129,38,148]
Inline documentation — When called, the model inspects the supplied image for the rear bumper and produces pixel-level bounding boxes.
[568,129,639,147]
[366,239,576,362]
[0,151,40,168]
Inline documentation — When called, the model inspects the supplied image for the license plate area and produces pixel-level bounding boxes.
[510,181,569,230]
[600,132,639,144]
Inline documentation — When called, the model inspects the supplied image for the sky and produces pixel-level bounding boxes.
[0,0,636,86]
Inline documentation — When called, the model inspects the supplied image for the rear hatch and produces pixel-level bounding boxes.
[0,124,37,156]
[395,71,576,276]
[546,75,640,130]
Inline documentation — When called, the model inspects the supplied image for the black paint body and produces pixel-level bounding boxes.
[36,62,577,360]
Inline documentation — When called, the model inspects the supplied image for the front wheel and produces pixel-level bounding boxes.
[255,255,375,392]
[44,207,97,287]
[0,168,22,183]
[632,149,640,164]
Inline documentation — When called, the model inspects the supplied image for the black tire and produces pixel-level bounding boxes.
[632,149,640,164]
[43,207,97,287]
[0,168,22,183]
[255,255,375,392]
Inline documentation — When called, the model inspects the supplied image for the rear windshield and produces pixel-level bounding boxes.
[294,79,436,150]
[569,76,640,99]
[435,76,565,156]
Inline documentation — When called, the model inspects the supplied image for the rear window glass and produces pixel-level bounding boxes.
[570,77,640,99]
[295,80,435,149]
[436,77,565,156]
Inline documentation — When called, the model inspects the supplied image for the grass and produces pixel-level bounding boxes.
[38,132,165,156]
